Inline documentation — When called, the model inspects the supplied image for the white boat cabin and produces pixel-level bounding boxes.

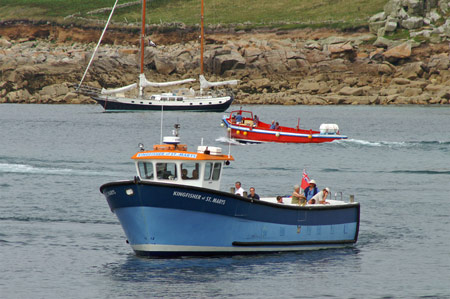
[132,137,234,191]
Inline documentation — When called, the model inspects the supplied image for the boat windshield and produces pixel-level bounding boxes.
[138,161,154,179]
[156,162,177,180]
[181,162,200,180]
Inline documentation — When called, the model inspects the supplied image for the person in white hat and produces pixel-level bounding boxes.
[309,187,330,205]
[303,179,318,202]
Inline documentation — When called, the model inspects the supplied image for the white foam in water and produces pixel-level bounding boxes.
[215,136,241,145]
[0,162,110,176]
[343,139,406,147]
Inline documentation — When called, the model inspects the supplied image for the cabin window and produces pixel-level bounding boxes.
[138,162,154,180]
[151,96,156,100]
[204,162,221,181]
[212,162,222,180]
[156,162,177,180]
[181,162,200,180]
[204,162,213,181]
[161,97,167,101]
[177,97,183,101]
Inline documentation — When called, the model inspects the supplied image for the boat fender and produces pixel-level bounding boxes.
[220,122,225,127]
[308,135,312,139]
[225,160,230,165]
[236,130,240,134]
[243,131,247,136]
[276,132,280,137]
[227,127,231,132]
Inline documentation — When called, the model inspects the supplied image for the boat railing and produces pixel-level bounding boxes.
[259,197,356,206]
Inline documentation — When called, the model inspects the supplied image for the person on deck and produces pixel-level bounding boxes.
[274,122,280,130]
[253,115,259,127]
[270,121,276,129]
[235,114,243,124]
[291,185,307,206]
[247,187,260,200]
[235,181,245,196]
[309,187,330,204]
[276,196,284,204]
[303,180,318,202]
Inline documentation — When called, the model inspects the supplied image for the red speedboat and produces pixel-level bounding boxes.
[222,109,347,143]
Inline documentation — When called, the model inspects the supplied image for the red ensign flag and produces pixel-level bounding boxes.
[301,170,310,190]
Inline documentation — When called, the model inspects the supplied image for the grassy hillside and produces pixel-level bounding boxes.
[0,0,388,29]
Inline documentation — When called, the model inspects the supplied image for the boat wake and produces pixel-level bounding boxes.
[215,136,243,145]
[0,215,117,226]
[340,139,406,147]
[0,162,121,177]
[339,139,450,151]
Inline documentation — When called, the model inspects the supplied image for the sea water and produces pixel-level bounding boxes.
[1,104,449,298]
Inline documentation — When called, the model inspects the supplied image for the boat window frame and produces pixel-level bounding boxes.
[212,162,222,181]
[137,161,154,180]
[156,162,178,180]
[204,162,213,181]
[180,162,200,180]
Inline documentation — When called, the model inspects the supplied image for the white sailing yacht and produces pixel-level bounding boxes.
[78,0,238,111]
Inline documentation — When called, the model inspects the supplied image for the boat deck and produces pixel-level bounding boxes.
[259,197,353,206]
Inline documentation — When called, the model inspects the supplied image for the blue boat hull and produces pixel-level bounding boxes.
[100,181,360,257]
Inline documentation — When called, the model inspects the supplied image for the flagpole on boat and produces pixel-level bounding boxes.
[139,0,147,97]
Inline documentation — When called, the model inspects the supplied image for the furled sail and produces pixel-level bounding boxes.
[199,75,238,90]
[139,74,196,88]
[101,83,137,95]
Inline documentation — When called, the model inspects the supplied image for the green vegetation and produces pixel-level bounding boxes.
[0,0,388,29]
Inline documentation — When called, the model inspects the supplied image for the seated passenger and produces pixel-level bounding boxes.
[191,169,199,179]
[276,196,283,204]
[235,114,243,124]
[181,169,188,179]
[303,180,318,202]
[291,185,307,206]
[309,187,330,204]
[269,120,276,129]
[247,187,260,200]
[274,122,280,130]
[253,115,259,127]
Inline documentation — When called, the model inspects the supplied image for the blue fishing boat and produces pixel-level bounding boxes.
[100,125,360,257]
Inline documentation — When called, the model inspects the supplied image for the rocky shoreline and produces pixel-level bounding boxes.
[1,13,450,105]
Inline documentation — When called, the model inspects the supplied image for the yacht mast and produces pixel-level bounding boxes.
[200,0,204,75]
[139,0,147,96]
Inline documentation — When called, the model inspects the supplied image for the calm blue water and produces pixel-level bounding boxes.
[1,104,450,299]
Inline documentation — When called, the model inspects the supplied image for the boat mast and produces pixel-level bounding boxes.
[139,0,147,97]
[200,0,204,75]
